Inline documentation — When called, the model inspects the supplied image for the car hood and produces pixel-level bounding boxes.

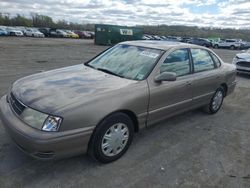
[11,64,136,114]
[236,53,250,61]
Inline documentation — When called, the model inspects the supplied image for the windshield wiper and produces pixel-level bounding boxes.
[96,68,124,78]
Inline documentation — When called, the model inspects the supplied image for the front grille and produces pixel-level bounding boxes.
[237,61,250,67]
[9,92,26,115]
[237,68,250,73]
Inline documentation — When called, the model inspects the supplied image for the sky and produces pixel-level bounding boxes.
[0,0,250,29]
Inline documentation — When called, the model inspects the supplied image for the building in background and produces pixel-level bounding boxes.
[95,24,143,45]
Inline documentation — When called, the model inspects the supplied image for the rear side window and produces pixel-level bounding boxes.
[191,49,215,72]
[210,52,221,68]
[160,49,191,76]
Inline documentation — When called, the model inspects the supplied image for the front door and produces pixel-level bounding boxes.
[147,48,193,126]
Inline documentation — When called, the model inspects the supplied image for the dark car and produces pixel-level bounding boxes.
[49,29,69,38]
[38,28,51,37]
[88,31,95,39]
[74,30,92,39]
[180,37,191,43]
[188,38,212,47]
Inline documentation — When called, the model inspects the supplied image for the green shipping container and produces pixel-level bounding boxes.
[95,24,143,45]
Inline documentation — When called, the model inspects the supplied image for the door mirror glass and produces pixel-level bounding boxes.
[154,72,177,82]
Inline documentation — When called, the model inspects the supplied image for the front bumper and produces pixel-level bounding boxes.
[0,95,94,160]
[236,65,250,74]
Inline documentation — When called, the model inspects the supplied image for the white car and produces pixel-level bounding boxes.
[6,27,24,36]
[213,39,244,50]
[24,28,44,38]
[233,49,250,74]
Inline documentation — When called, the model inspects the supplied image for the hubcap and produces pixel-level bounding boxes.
[212,90,223,111]
[101,123,129,157]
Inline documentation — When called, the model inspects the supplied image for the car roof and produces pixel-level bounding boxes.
[120,40,200,51]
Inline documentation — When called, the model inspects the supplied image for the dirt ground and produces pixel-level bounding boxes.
[0,37,250,188]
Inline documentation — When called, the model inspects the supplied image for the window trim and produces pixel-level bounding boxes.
[209,51,222,68]
[190,48,216,73]
[160,48,192,77]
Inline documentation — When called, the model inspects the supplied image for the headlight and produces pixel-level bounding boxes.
[20,107,62,132]
[42,116,62,132]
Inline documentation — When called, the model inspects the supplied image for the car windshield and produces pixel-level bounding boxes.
[86,44,164,80]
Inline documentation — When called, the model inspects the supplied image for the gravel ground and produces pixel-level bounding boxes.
[0,37,249,188]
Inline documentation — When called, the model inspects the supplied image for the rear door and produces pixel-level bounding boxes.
[147,48,193,125]
[190,48,223,108]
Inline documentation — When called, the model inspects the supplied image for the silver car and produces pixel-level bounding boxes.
[233,48,250,74]
[0,41,236,163]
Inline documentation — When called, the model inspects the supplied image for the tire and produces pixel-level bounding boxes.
[203,87,225,114]
[214,44,219,49]
[230,45,235,50]
[88,112,134,163]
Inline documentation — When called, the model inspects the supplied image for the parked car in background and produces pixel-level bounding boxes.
[180,37,191,43]
[188,38,212,47]
[0,41,236,163]
[213,39,244,50]
[24,28,45,38]
[6,27,24,36]
[74,30,87,39]
[64,30,79,39]
[74,30,91,39]
[88,31,95,39]
[0,28,8,36]
[233,48,250,74]
[142,34,154,40]
[153,35,162,40]
[165,36,181,42]
[142,34,151,40]
[50,29,69,38]
[38,28,51,37]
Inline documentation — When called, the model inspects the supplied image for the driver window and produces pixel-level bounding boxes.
[160,49,191,76]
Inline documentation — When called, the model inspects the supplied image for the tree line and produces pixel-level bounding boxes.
[140,25,250,41]
[1,13,250,40]
[0,13,95,31]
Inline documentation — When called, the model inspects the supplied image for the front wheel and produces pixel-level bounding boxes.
[88,113,134,163]
[203,87,225,114]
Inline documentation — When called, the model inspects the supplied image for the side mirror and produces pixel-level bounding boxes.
[154,72,177,82]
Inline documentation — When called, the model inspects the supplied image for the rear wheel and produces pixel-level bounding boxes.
[203,87,225,114]
[88,113,134,163]
[214,44,219,49]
